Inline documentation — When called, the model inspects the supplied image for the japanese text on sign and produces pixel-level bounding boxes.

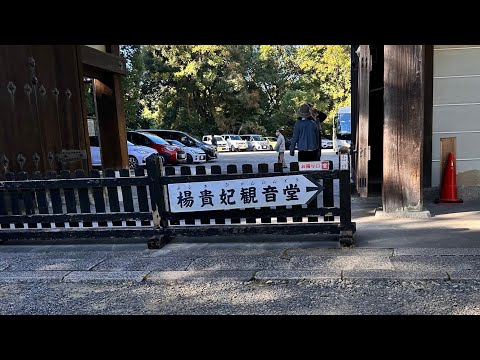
[167,175,322,213]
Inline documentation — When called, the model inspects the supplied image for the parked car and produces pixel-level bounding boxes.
[321,138,334,149]
[126,131,186,165]
[137,129,217,161]
[240,134,270,151]
[90,136,158,169]
[166,139,207,163]
[264,136,277,151]
[201,135,229,152]
[221,134,249,152]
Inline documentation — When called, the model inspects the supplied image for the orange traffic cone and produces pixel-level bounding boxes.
[435,152,463,204]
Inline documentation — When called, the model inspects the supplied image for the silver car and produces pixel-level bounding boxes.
[166,139,207,163]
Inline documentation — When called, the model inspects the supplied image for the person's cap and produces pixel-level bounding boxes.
[297,103,312,118]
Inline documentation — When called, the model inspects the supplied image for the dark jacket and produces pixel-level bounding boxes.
[290,118,320,152]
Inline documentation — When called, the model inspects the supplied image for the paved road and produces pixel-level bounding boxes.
[0,243,480,314]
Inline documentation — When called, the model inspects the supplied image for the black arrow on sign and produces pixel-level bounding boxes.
[304,175,323,205]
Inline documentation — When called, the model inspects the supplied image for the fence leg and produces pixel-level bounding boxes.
[146,154,172,249]
[339,147,354,247]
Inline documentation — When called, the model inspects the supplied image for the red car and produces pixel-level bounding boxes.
[126,131,186,165]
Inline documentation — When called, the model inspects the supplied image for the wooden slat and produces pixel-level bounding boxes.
[105,168,121,226]
[61,170,77,214]
[119,168,134,212]
[0,189,6,216]
[211,165,222,175]
[47,171,63,228]
[195,165,206,175]
[165,223,355,237]
[164,167,176,176]
[273,162,287,223]
[180,166,195,225]
[323,178,334,222]
[33,171,49,228]
[5,173,19,215]
[75,169,91,214]
[105,169,120,212]
[242,164,253,174]
[135,167,149,212]
[89,170,106,213]
[46,171,62,215]
[164,166,178,225]
[258,163,272,224]
[289,163,303,222]
[17,172,34,216]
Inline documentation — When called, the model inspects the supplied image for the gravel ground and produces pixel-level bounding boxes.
[1,279,479,315]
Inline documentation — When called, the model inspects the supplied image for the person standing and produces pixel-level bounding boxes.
[211,134,217,147]
[310,107,327,160]
[274,129,287,168]
[289,103,320,161]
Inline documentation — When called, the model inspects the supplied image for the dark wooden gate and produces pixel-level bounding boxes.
[0,45,90,174]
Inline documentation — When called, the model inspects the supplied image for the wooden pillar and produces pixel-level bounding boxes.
[94,74,128,170]
[383,45,425,212]
[356,45,372,197]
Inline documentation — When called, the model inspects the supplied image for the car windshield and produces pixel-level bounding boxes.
[169,140,185,147]
[251,135,264,141]
[127,141,134,146]
[229,135,242,140]
[214,136,223,142]
[140,132,169,145]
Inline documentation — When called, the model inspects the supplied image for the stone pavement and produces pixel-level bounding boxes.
[0,196,479,285]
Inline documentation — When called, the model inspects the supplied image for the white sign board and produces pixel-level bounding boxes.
[167,175,322,213]
[340,154,349,170]
[299,161,331,171]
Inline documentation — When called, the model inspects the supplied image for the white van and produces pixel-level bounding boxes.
[202,135,229,152]
[221,134,249,152]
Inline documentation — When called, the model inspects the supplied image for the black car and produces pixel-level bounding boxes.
[137,129,217,161]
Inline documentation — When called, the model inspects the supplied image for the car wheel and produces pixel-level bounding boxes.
[252,147,257,151]
[230,145,236,152]
[128,155,139,169]
[269,145,273,151]
[187,154,193,164]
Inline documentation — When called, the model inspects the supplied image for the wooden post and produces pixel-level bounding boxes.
[383,45,425,212]
[356,45,372,197]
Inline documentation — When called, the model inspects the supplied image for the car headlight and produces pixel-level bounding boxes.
[164,146,177,151]
[134,149,149,154]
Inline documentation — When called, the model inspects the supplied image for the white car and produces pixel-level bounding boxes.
[90,137,157,169]
[321,138,333,149]
[240,134,270,151]
[202,135,229,152]
[221,134,249,152]
[166,139,207,163]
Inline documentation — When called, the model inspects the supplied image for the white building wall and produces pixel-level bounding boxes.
[432,45,480,186]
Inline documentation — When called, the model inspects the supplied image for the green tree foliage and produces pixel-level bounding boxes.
[121,45,351,138]
[120,45,154,129]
